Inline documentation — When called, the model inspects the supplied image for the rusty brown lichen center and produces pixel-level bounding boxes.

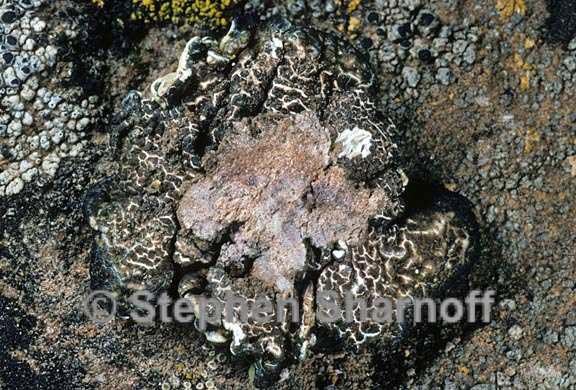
[177,113,389,292]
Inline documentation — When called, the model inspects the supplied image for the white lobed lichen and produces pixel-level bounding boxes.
[335,126,374,159]
[0,0,100,196]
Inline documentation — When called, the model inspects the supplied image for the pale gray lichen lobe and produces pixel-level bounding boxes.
[178,113,390,292]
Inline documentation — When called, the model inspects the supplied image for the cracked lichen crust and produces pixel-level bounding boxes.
[316,192,474,347]
[86,17,478,384]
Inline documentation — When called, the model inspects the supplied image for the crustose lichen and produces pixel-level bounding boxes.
[90,0,237,27]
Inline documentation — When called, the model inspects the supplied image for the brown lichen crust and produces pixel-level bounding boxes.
[178,113,390,292]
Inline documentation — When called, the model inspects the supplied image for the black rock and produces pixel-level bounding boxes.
[545,0,576,45]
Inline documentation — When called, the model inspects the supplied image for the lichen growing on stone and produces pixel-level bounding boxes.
[178,113,392,292]
[90,0,237,26]
[86,16,479,385]
[0,0,100,197]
